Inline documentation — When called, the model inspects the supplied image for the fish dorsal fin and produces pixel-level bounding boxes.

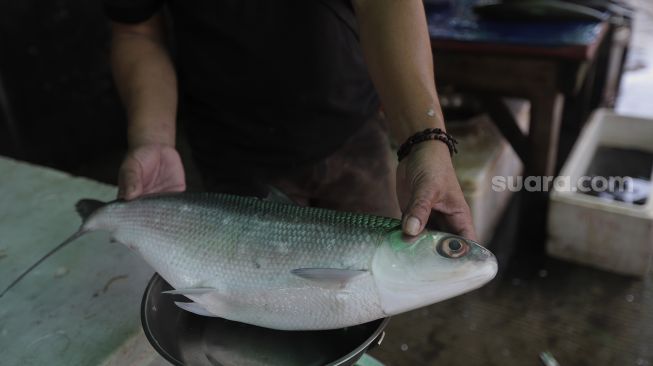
[174,301,217,317]
[291,268,368,286]
[162,287,215,296]
[265,186,296,205]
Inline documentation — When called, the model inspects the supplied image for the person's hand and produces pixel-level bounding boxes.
[117,144,186,200]
[396,140,477,241]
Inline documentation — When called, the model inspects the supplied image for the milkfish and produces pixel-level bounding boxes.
[2,192,497,330]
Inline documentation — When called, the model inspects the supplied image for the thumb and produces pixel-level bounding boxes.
[402,179,436,236]
[118,158,143,200]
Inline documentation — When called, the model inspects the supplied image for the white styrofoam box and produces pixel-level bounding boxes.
[450,98,529,243]
[547,109,653,277]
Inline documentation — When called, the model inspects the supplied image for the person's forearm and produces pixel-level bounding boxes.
[110,14,178,148]
[353,0,444,143]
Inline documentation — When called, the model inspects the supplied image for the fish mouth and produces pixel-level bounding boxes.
[414,253,498,289]
[473,248,498,281]
[458,246,498,286]
[476,258,498,283]
[456,257,498,287]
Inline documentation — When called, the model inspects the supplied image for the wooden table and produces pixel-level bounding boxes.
[426,10,612,256]
[428,13,609,177]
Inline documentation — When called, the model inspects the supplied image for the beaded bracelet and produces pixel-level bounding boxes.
[397,128,458,162]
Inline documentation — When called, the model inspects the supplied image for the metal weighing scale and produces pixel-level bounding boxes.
[141,273,388,366]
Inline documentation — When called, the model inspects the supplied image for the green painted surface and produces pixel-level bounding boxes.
[355,354,385,366]
[0,157,159,365]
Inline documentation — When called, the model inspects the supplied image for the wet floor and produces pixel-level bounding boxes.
[369,192,653,365]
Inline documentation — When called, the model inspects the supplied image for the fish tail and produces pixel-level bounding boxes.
[76,199,106,222]
[1,199,109,298]
[0,229,87,298]
[0,202,96,299]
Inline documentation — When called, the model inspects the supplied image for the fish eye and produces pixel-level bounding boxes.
[436,237,469,259]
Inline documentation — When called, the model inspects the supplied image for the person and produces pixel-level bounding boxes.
[104,0,476,240]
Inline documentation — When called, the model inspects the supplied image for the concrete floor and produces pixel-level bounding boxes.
[370,194,653,366]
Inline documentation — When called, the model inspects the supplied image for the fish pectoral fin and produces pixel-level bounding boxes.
[162,287,216,296]
[174,301,217,317]
[291,268,368,286]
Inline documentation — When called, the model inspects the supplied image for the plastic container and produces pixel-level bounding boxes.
[547,109,653,277]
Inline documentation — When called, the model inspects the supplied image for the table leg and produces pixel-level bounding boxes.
[507,92,565,273]
[480,95,528,163]
[527,93,565,178]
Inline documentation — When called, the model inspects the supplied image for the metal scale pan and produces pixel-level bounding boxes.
[141,273,389,366]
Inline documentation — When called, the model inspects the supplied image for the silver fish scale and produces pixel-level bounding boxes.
[91,193,401,329]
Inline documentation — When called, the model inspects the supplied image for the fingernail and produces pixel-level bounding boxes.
[405,216,421,236]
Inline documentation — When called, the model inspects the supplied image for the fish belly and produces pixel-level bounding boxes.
[193,275,385,330]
